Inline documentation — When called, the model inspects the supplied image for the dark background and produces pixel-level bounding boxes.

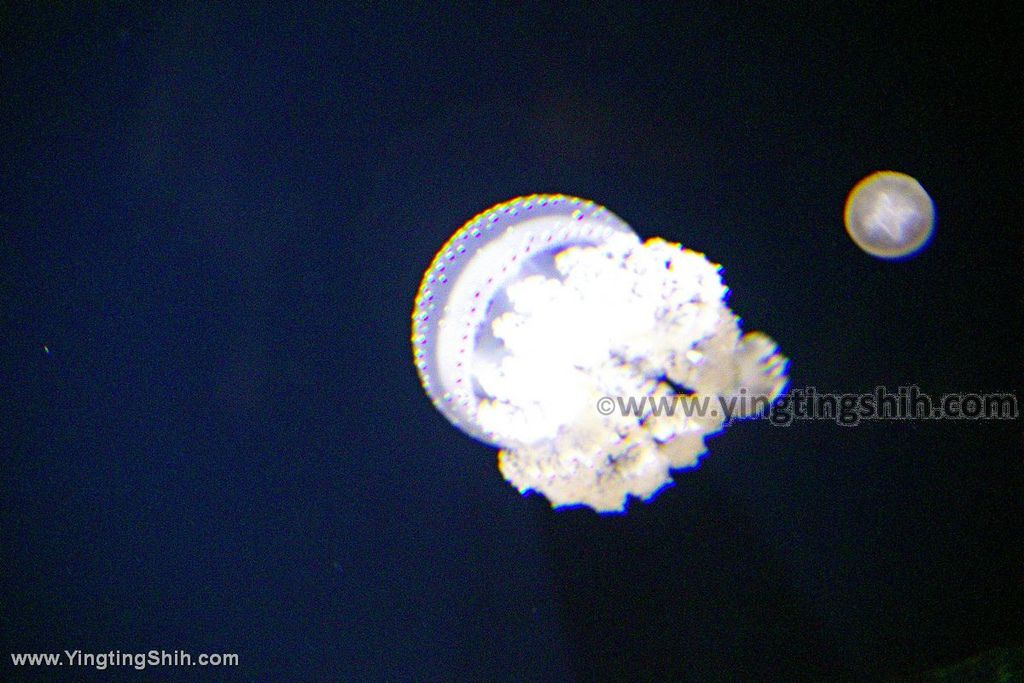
[2,3,1021,681]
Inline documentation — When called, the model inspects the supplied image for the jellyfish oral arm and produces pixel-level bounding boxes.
[483,236,787,511]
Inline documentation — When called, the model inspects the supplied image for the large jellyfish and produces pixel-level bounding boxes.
[412,195,788,512]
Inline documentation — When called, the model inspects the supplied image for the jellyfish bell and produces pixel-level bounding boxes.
[844,171,935,259]
[413,195,638,446]
[412,194,789,513]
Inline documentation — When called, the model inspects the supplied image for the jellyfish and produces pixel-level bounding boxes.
[844,171,935,259]
[412,195,789,512]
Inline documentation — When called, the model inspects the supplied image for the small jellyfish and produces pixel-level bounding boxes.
[844,171,935,259]
[412,195,789,512]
